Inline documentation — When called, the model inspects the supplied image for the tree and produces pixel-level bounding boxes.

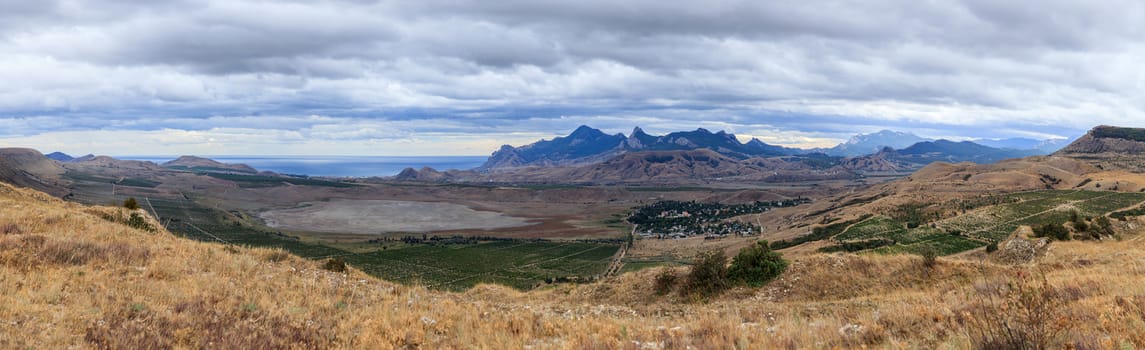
[728,240,788,287]
[123,197,139,210]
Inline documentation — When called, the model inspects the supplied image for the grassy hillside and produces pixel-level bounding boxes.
[808,190,1145,255]
[5,182,1145,348]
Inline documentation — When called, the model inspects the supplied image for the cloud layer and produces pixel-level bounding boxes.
[2,0,1143,155]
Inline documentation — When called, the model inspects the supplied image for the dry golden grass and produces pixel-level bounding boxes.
[4,181,1145,348]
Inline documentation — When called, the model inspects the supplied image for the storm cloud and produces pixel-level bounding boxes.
[1,0,1143,155]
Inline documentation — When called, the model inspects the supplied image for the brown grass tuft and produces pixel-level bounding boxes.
[261,249,293,263]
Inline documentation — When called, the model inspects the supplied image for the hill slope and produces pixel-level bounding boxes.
[6,180,1145,347]
[0,148,69,196]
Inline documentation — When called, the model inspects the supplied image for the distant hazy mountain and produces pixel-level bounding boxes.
[824,130,931,157]
[480,126,800,169]
[975,137,1076,154]
[974,137,1042,150]
[45,152,75,162]
[1032,138,1076,154]
[888,140,1040,165]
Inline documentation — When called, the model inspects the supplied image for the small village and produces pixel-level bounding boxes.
[627,199,810,239]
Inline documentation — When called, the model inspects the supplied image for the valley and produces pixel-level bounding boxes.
[14,125,1145,292]
[7,125,1145,347]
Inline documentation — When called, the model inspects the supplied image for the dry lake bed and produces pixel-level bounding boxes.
[259,199,533,234]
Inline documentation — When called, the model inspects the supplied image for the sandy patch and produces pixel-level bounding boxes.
[259,199,532,233]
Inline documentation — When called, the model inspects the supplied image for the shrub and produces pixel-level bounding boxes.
[917,245,938,270]
[1092,216,1114,236]
[683,250,729,298]
[728,240,787,287]
[123,197,139,210]
[653,269,677,296]
[322,257,347,273]
[959,271,1067,349]
[1032,224,1070,241]
[1072,220,1088,232]
[985,241,999,253]
[125,213,155,232]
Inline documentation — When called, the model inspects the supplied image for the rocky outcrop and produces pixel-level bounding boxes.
[1056,126,1145,155]
[1055,126,1145,172]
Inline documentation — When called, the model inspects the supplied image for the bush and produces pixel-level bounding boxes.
[125,213,155,232]
[1072,220,1088,232]
[322,257,347,273]
[653,270,677,296]
[959,271,1067,349]
[1032,224,1070,241]
[123,197,139,210]
[728,240,787,287]
[985,241,999,253]
[917,245,938,270]
[1092,216,1114,236]
[683,250,729,298]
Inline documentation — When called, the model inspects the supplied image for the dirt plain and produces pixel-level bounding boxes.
[259,199,534,234]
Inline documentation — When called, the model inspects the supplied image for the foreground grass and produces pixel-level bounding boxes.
[4,182,1145,348]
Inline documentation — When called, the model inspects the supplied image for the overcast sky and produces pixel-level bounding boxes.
[1,0,1143,156]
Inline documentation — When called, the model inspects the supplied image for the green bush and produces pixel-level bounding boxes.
[985,241,999,253]
[728,240,788,287]
[684,250,729,298]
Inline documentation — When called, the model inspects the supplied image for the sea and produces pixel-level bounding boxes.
[117,155,488,178]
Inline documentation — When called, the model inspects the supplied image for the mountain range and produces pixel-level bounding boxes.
[483,126,1070,170]
[11,126,1084,185]
[480,126,801,169]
